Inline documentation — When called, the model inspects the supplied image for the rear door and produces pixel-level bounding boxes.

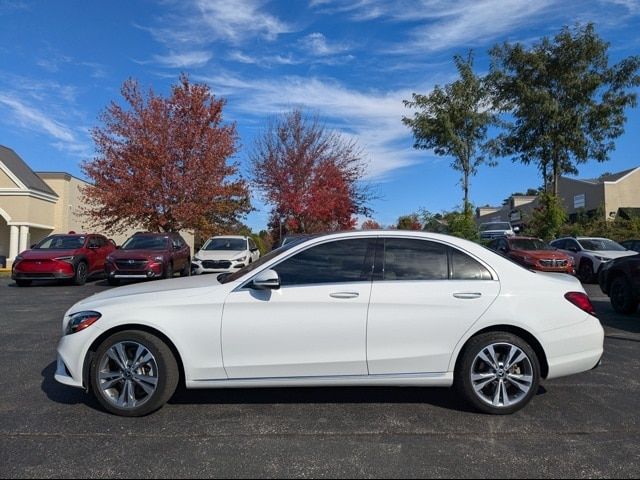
[366,238,500,375]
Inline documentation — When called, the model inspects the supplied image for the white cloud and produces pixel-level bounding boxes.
[143,0,294,48]
[196,73,427,179]
[0,93,90,156]
[299,33,350,56]
[152,50,213,68]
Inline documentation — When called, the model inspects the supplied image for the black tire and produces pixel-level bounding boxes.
[15,279,32,287]
[107,277,120,286]
[180,258,191,277]
[578,260,594,283]
[454,332,541,415]
[90,330,179,417]
[609,275,638,314]
[73,261,88,286]
[164,262,173,280]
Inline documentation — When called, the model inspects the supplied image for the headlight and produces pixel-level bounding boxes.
[594,256,611,262]
[14,255,23,262]
[234,256,247,262]
[193,256,202,262]
[153,256,164,262]
[523,256,536,264]
[54,256,75,263]
[66,311,101,335]
[106,256,114,263]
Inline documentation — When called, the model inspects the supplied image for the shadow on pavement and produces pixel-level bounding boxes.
[41,361,100,409]
[592,299,640,335]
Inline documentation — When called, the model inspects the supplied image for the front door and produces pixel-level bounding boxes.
[221,237,376,379]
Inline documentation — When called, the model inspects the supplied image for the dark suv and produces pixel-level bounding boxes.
[598,253,640,314]
[105,232,190,286]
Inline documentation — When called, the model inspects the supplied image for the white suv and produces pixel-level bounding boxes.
[192,236,260,275]
[479,222,516,240]
[550,236,635,282]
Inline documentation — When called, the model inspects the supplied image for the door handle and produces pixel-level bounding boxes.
[330,292,360,299]
[453,292,482,299]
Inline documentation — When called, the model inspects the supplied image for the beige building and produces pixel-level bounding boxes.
[0,145,192,266]
[557,167,640,220]
[476,167,640,229]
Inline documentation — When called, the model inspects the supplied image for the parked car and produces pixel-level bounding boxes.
[104,232,190,286]
[598,253,640,313]
[487,236,574,274]
[620,239,640,253]
[479,222,516,240]
[55,231,603,417]
[192,236,260,275]
[550,237,636,283]
[12,233,115,287]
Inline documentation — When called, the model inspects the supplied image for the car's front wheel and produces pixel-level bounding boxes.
[90,330,179,417]
[455,332,540,415]
[578,260,594,283]
[609,275,638,314]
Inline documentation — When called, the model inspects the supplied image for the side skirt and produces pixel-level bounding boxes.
[186,372,454,389]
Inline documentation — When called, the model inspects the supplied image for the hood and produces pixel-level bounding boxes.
[510,249,570,260]
[108,249,167,260]
[195,250,245,261]
[587,250,637,259]
[20,249,82,259]
[74,274,223,308]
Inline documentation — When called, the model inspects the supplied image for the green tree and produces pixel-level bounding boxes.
[490,23,640,196]
[403,51,497,213]
[396,214,422,230]
[528,193,567,240]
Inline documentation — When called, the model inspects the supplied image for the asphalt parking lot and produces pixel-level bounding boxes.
[0,277,638,478]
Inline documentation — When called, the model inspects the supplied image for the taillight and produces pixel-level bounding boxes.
[564,292,596,316]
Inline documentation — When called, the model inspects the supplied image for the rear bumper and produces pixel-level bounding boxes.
[540,315,605,380]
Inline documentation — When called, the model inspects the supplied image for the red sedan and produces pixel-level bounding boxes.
[12,234,115,287]
[488,236,575,274]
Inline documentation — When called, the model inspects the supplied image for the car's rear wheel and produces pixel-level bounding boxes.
[90,330,179,417]
[609,276,638,314]
[15,279,32,287]
[455,332,540,415]
[578,260,594,283]
[73,261,88,286]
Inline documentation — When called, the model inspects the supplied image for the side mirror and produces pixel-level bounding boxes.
[30,244,36,249]
[116,245,121,249]
[251,269,280,290]
[513,227,520,233]
[499,247,508,253]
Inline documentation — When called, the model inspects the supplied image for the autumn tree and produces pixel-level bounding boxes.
[403,52,496,215]
[396,214,422,230]
[250,110,372,242]
[82,75,251,235]
[361,219,382,230]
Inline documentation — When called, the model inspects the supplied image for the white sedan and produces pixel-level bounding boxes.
[55,231,604,417]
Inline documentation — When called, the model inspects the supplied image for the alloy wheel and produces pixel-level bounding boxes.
[470,342,534,408]
[97,341,159,409]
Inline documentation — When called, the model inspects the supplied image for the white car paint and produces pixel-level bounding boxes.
[551,236,636,274]
[55,231,603,397]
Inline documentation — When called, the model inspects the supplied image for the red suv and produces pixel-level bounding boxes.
[488,236,575,274]
[105,232,191,286]
[12,233,116,287]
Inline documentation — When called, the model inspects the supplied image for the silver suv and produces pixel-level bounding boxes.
[550,236,635,283]
[479,222,516,240]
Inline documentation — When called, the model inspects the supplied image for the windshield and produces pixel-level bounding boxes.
[579,239,626,251]
[203,238,247,251]
[36,236,85,250]
[510,239,555,251]
[121,236,168,251]
[220,237,310,284]
[480,223,511,231]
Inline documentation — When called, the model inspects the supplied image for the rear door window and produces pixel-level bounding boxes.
[382,238,448,281]
[450,248,493,280]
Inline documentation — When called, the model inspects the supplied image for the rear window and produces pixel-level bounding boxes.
[480,223,511,231]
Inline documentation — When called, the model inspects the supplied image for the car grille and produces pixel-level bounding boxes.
[202,260,232,269]
[115,260,148,270]
[481,232,506,239]
[539,259,568,267]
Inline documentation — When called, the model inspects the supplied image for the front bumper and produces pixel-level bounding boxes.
[12,260,75,280]
[191,261,245,275]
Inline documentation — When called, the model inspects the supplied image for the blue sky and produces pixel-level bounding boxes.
[1,0,639,230]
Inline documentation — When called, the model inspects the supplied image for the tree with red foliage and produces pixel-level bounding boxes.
[82,75,251,235]
[251,110,372,242]
[361,219,382,230]
[397,214,422,230]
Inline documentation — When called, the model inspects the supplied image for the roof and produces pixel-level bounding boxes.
[563,167,640,185]
[0,145,58,197]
